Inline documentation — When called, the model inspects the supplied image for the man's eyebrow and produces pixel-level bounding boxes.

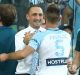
[32,13,43,15]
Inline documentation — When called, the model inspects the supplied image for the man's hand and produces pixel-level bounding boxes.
[68,64,77,74]
[0,53,8,62]
[67,57,72,68]
[23,31,34,45]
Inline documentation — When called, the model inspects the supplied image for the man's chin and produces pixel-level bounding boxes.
[34,23,41,27]
[33,25,40,29]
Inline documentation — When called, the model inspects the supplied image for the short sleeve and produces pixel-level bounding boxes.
[29,32,42,50]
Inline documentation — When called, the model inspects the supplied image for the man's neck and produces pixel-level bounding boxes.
[45,22,57,29]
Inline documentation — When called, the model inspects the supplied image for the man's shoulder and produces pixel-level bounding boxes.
[59,30,71,37]
[39,27,46,31]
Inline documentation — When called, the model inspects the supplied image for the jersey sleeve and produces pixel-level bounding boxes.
[29,32,43,51]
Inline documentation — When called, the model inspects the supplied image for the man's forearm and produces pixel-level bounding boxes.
[8,50,26,60]
[0,45,34,61]
[72,51,80,68]
[0,50,26,61]
[68,51,80,74]
[7,45,34,60]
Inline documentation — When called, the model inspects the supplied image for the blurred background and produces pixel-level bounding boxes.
[0,0,69,31]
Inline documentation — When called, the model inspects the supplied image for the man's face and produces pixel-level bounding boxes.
[26,7,43,28]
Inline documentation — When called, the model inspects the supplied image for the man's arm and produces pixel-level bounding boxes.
[73,51,80,67]
[0,45,34,61]
[62,6,73,25]
[68,51,80,74]
[68,30,80,74]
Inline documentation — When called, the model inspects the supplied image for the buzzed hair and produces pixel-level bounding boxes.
[26,4,42,14]
[45,4,60,23]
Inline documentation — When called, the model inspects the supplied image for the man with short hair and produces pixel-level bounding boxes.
[0,4,17,75]
[14,5,45,75]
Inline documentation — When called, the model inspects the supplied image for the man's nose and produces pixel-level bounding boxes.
[35,15,41,20]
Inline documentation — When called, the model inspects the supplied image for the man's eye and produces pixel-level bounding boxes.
[32,13,37,16]
[39,14,43,16]
[32,13,43,16]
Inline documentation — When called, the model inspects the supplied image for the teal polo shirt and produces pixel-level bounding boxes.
[0,26,17,75]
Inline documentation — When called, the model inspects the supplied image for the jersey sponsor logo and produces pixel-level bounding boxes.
[46,58,67,66]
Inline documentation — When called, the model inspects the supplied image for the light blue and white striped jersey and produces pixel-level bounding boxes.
[29,28,71,75]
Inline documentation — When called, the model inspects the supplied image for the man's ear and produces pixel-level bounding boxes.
[26,14,29,21]
[58,15,62,22]
[59,15,62,21]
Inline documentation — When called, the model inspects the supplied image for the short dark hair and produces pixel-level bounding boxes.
[26,4,42,14]
[0,4,17,26]
[45,4,60,23]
